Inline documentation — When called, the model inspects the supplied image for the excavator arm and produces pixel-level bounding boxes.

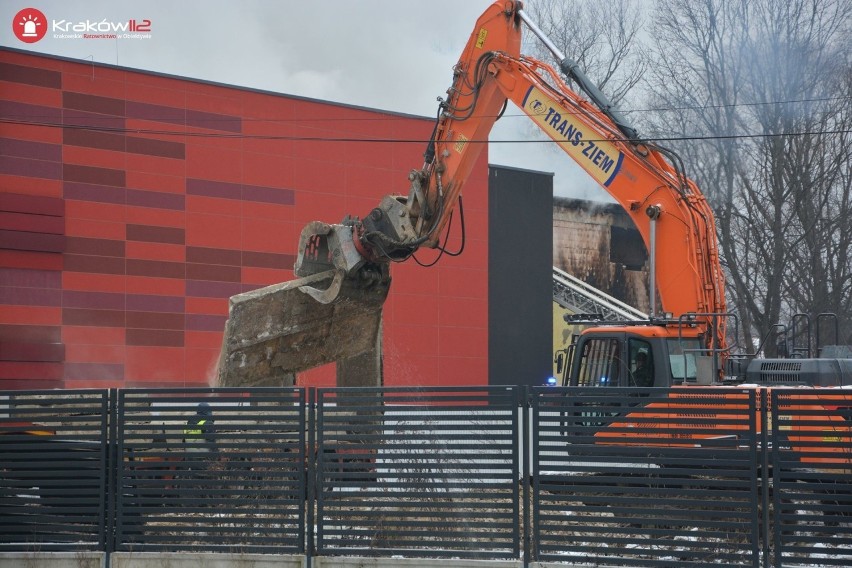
[218,0,727,387]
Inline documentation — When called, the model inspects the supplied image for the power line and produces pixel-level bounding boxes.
[3,95,848,126]
[620,95,851,115]
[1,117,849,145]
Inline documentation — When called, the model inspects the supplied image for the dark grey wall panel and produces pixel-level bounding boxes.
[488,165,553,386]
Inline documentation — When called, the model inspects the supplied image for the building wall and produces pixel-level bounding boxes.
[0,48,490,390]
[551,196,650,370]
[488,165,553,386]
[552,196,649,313]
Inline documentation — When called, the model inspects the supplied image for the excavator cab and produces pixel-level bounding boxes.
[562,326,709,388]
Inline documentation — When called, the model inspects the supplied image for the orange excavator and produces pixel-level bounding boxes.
[219,0,727,387]
[217,2,851,451]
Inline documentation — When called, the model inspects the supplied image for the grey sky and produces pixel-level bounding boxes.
[2,0,605,199]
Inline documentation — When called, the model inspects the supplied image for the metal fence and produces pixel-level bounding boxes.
[532,387,761,568]
[1,385,851,567]
[0,389,109,550]
[771,389,852,568]
[314,386,522,560]
[113,388,306,554]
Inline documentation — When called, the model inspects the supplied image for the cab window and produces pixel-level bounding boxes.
[575,338,621,387]
[667,337,702,381]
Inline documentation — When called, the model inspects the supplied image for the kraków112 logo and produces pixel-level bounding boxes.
[13,7,47,43]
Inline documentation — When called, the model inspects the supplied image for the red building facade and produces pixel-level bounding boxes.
[0,49,489,390]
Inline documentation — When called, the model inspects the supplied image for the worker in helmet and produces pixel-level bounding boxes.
[182,402,217,495]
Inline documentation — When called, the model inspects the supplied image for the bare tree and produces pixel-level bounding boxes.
[643,0,852,353]
[783,70,852,346]
[522,0,648,106]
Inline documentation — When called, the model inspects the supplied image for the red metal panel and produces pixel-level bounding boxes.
[185,297,227,316]
[126,241,184,262]
[0,212,64,234]
[63,272,125,293]
[0,50,491,390]
[0,155,62,180]
[64,344,125,363]
[64,362,124,381]
[64,128,126,152]
[62,308,126,328]
[126,275,184,296]
[0,323,61,343]
[65,217,125,240]
[0,137,62,162]
[126,311,184,330]
[0,250,62,271]
[126,294,184,313]
[241,250,294,269]
[62,290,125,310]
[126,258,184,279]
[0,342,64,362]
[64,254,125,275]
[240,266,291,287]
[125,346,185,378]
[185,263,241,283]
[186,347,219,383]
[65,237,125,257]
[185,212,242,249]
[125,188,185,210]
[186,246,240,266]
[126,224,185,244]
[185,313,226,332]
[0,174,62,198]
[126,152,185,177]
[186,146,242,182]
[0,61,61,88]
[0,230,65,252]
[63,163,126,186]
[186,331,223,350]
[126,170,184,194]
[63,91,125,116]
[62,325,125,346]
[126,207,184,228]
[125,329,184,347]
[125,136,185,159]
[0,361,63,380]
[126,100,185,125]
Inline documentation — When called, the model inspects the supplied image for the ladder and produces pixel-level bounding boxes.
[552,266,647,322]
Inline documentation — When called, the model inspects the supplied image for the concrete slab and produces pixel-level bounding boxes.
[216,269,388,388]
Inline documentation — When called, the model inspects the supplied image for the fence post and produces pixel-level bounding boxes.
[104,388,118,567]
[771,390,782,568]
[522,386,531,568]
[760,388,770,568]
[306,387,315,568]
